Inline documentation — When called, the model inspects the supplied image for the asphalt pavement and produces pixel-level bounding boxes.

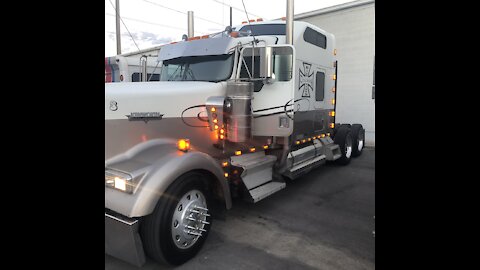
[106,148,375,270]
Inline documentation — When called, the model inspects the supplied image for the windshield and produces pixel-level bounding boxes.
[160,54,234,82]
[239,24,286,36]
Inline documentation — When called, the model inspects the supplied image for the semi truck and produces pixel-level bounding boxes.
[105,6,365,267]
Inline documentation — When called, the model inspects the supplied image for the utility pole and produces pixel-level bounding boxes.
[230,6,232,27]
[116,0,122,55]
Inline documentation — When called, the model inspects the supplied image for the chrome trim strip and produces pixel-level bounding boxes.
[105,213,138,226]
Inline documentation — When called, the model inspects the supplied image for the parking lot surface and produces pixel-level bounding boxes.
[106,148,375,270]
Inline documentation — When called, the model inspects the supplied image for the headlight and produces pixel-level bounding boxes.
[105,170,134,193]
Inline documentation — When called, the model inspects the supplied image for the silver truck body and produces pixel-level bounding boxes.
[105,20,343,266]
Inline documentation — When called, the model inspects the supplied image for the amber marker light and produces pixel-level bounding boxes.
[235,150,242,156]
[250,147,256,152]
[329,123,335,128]
[329,111,335,117]
[177,139,190,152]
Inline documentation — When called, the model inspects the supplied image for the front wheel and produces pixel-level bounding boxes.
[141,172,212,265]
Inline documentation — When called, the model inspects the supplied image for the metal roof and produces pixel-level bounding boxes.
[295,0,374,20]
[121,45,163,57]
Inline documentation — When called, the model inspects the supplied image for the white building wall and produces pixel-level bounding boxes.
[296,2,375,146]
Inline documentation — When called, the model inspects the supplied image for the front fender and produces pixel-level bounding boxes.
[105,139,231,217]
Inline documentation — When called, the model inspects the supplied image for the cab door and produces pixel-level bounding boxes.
[238,45,296,137]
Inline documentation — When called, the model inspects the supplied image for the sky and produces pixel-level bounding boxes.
[105,0,357,57]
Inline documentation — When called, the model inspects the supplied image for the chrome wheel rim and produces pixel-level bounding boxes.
[171,189,209,249]
[358,139,364,151]
[346,144,352,158]
[345,137,353,158]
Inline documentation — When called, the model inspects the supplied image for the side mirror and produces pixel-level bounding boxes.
[260,46,274,80]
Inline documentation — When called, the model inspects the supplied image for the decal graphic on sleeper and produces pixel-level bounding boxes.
[299,62,314,98]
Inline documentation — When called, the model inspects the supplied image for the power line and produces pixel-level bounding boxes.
[141,0,225,27]
[209,0,263,18]
[107,0,141,52]
[240,0,257,45]
[106,12,189,32]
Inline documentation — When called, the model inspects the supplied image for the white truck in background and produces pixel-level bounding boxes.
[105,54,161,83]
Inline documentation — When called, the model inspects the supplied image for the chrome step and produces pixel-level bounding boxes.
[231,152,277,190]
[247,181,286,203]
[320,137,342,161]
[290,154,326,172]
[283,137,341,179]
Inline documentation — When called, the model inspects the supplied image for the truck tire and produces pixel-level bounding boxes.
[351,124,365,157]
[332,123,341,138]
[334,126,353,165]
[141,172,212,265]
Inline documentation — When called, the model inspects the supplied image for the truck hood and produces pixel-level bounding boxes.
[105,81,226,161]
[105,81,226,120]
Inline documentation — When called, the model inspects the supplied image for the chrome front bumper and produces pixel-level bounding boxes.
[105,210,146,267]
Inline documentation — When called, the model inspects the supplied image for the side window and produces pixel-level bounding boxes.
[303,27,327,49]
[273,47,293,81]
[132,73,160,82]
[315,72,325,101]
[240,46,293,81]
[239,56,261,79]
